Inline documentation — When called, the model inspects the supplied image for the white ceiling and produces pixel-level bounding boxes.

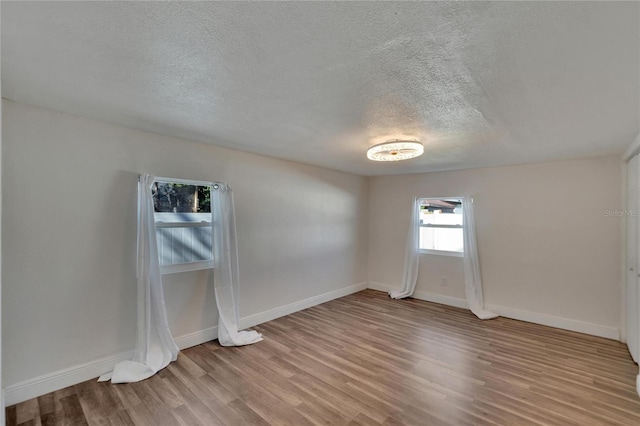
[2,1,638,176]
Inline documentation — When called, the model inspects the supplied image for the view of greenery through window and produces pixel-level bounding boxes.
[153,182,211,213]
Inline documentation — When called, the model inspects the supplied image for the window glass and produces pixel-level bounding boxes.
[152,181,214,272]
[418,198,464,254]
[153,182,210,213]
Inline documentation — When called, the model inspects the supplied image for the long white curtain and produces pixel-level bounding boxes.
[211,184,263,346]
[462,196,498,320]
[390,197,421,299]
[100,177,261,383]
[389,195,497,321]
[99,174,179,383]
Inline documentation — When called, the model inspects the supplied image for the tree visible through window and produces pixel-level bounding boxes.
[153,182,211,213]
[418,198,464,255]
[152,180,214,273]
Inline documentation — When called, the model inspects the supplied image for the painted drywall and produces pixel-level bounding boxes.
[1,100,369,388]
[369,157,623,333]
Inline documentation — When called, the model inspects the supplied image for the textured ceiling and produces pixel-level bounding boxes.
[2,1,639,176]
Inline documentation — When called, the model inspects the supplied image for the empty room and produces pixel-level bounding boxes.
[1,1,640,425]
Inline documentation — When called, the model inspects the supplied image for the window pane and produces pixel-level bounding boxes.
[156,225,213,266]
[152,180,213,269]
[419,199,462,226]
[418,198,464,253]
[419,227,436,250]
[153,181,211,213]
[420,227,463,252]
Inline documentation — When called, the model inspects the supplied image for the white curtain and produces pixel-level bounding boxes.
[390,197,421,299]
[211,184,263,346]
[462,196,498,320]
[99,174,179,383]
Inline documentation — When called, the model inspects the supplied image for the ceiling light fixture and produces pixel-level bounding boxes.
[366,140,424,162]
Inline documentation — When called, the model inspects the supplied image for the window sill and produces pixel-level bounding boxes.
[161,260,215,275]
[419,249,464,258]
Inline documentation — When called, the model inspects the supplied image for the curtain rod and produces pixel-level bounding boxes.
[139,174,221,189]
[417,196,470,203]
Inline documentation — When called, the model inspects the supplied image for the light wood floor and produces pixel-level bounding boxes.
[7,289,640,425]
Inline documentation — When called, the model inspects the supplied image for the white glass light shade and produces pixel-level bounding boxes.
[366,140,424,161]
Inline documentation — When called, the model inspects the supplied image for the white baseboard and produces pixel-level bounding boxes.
[413,289,469,310]
[367,282,620,340]
[484,302,620,341]
[174,325,218,350]
[5,281,368,406]
[240,282,368,330]
[367,281,393,293]
[4,351,134,406]
[369,281,469,309]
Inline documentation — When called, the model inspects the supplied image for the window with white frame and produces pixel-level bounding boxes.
[153,179,214,274]
[418,198,464,256]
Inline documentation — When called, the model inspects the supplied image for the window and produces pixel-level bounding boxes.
[419,198,463,256]
[153,179,214,274]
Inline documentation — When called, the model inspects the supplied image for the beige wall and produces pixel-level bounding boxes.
[369,156,623,334]
[2,100,369,387]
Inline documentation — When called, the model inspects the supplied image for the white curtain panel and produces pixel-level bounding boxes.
[462,196,498,320]
[99,174,179,383]
[211,184,263,346]
[390,197,421,299]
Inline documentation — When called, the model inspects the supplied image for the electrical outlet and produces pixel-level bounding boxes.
[440,276,448,286]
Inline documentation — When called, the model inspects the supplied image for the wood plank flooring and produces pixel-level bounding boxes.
[7,289,640,425]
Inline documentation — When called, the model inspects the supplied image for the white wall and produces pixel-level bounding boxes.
[2,100,369,394]
[369,157,623,337]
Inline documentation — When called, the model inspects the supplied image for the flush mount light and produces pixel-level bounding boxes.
[366,140,424,161]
